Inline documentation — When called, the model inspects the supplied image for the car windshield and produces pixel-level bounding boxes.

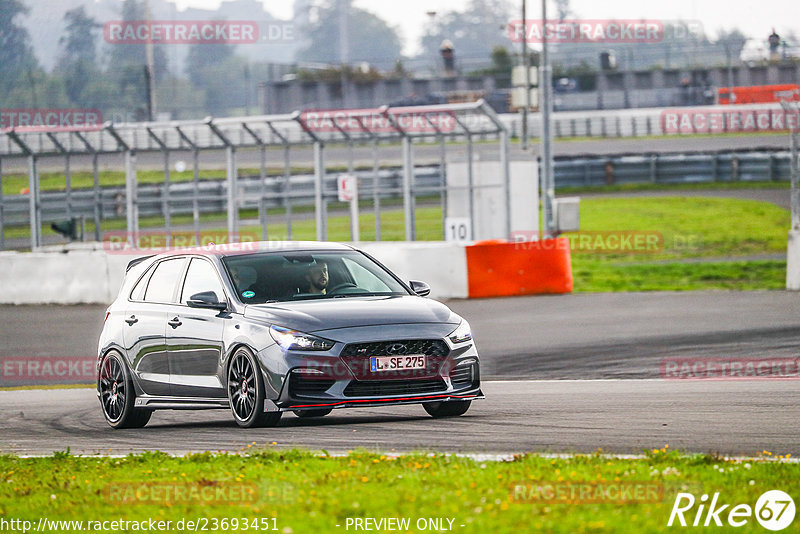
[222,251,409,303]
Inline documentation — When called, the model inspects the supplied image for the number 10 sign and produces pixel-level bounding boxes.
[445,217,472,243]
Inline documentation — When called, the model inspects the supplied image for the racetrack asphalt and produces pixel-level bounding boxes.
[1,291,799,455]
[1,380,797,456]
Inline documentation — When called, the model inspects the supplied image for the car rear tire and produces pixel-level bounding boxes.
[293,409,332,418]
[99,351,152,429]
[228,347,282,428]
[423,400,471,418]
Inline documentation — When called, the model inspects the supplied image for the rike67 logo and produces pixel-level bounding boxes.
[668,490,795,531]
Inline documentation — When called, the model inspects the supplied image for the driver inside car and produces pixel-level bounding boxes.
[304,260,329,295]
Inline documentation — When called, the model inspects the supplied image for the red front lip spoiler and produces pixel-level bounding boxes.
[289,392,483,409]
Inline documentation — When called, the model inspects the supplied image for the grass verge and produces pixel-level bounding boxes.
[3,195,792,292]
[0,448,796,533]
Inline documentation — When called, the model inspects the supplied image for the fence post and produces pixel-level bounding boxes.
[92,154,101,242]
[284,144,292,240]
[402,135,416,241]
[65,154,72,220]
[259,197,268,241]
[500,128,512,239]
[28,155,42,250]
[124,150,139,245]
[162,151,171,247]
[225,145,238,240]
[791,127,799,230]
[372,139,381,241]
[439,135,447,241]
[313,141,326,241]
[192,149,200,243]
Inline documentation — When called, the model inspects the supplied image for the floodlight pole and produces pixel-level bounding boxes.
[791,114,799,231]
[539,0,556,238]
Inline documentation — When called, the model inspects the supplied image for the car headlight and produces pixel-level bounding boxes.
[270,325,335,351]
[448,320,472,344]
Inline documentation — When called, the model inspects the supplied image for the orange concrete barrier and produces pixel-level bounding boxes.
[465,238,573,298]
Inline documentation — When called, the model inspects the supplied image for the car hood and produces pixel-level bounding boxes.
[243,295,459,333]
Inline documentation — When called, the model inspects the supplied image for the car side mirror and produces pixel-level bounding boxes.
[409,280,431,297]
[187,291,228,311]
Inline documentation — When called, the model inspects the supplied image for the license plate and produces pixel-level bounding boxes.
[369,355,426,372]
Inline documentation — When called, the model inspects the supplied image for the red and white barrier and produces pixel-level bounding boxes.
[0,240,573,304]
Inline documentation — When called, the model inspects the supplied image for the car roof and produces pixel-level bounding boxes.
[150,241,356,260]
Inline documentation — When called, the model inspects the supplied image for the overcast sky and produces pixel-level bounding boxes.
[172,0,799,55]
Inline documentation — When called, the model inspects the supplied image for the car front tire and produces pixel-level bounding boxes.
[98,351,152,429]
[423,400,471,418]
[228,347,282,428]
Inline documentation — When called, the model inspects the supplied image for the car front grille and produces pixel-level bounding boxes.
[450,362,478,390]
[340,339,449,380]
[289,373,335,398]
[343,378,447,397]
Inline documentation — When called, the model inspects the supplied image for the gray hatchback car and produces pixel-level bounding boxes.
[97,242,483,428]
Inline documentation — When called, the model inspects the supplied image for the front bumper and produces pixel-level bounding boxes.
[258,332,484,413]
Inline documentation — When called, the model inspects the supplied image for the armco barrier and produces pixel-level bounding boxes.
[0,240,572,304]
[465,238,573,298]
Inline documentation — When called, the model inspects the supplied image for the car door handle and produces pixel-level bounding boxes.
[125,315,138,326]
[167,317,182,329]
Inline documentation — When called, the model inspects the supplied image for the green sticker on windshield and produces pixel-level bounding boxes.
[242,291,255,299]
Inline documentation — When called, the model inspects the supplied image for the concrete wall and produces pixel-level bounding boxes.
[359,242,468,300]
[0,238,573,304]
[787,230,800,290]
[0,243,468,305]
[0,249,135,305]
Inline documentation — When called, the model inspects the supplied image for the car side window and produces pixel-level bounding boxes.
[181,258,225,304]
[129,265,152,301]
[144,258,186,303]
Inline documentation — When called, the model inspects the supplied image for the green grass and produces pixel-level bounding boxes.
[4,195,792,292]
[572,260,787,292]
[571,197,789,260]
[0,448,796,533]
[558,181,790,195]
[565,196,789,291]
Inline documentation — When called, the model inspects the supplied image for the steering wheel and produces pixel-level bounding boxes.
[327,282,358,294]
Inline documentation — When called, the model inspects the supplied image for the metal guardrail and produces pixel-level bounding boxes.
[553,150,793,187]
[0,167,442,226]
[0,151,792,231]
[0,100,513,250]
[500,103,799,139]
